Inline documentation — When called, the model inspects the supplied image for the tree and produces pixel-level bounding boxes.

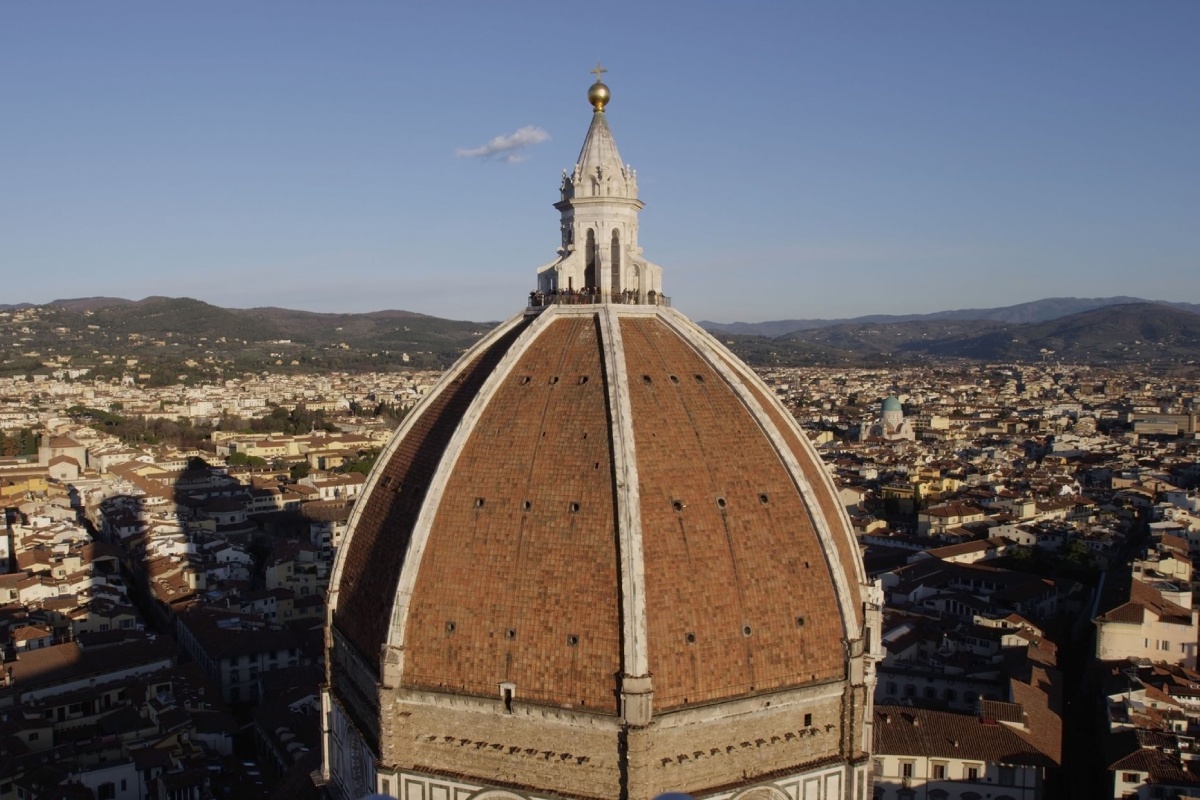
[340,448,381,476]
[9,428,40,456]
[1063,538,1095,569]
[290,462,311,481]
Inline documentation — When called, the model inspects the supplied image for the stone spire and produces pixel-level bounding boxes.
[536,67,663,303]
[571,110,637,202]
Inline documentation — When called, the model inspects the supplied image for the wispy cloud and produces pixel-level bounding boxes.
[456,125,550,163]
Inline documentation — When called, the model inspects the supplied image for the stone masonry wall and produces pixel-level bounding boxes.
[626,691,846,799]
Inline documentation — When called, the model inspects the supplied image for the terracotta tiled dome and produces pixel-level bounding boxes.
[322,72,880,800]
[331,305,865,712]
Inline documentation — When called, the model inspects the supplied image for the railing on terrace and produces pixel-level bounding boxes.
[528,290,671,309]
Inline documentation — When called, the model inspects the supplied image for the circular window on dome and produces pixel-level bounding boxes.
[505,628,517,640]
[566,634,579,647]
[642,375,652,385]
[742,625,753,637]
[759,493,770,505]
[685,632,696,645]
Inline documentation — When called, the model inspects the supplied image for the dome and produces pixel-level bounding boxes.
[323,70,880,800]
[331,306,864,710]
[881,395,902,413]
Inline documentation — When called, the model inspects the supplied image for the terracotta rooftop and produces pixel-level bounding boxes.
[1097,579,1194,626]
[874,704,1056,767]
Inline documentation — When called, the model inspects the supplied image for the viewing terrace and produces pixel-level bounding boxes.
[527,288,670,309]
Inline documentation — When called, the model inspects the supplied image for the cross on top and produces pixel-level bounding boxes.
[590,61,607,82]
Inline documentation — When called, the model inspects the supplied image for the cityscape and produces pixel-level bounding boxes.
[5,304,1200,799]
[4,4,1199,800]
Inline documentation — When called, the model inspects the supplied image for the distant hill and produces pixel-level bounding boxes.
[710,302,1200,368]
[1,297,137,313]
[86,297,290,341]
[909,303,1200,362]
[50,297,138,313]
[778,319,1002,355]
[240,306,493,347]
[5,296,491,349]
[4,295,1199,384]
[0,296,493,385]
[701,296,1200,337]
[725,302,1200,364]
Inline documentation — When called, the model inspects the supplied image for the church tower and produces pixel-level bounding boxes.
[323,71,880,800]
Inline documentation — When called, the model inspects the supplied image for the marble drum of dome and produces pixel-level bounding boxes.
[323,70,883,800]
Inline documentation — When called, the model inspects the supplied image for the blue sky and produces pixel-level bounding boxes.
[2,2,1197,323]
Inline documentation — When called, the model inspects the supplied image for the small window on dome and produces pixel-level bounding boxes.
[796,616,806,628]
[742,625,753,637]
[642,375,652,385]
[669,375,679,384]
[694,374,705,383]
[549,376,559,385]
[566,634,579,647]
[505,628,517,640]
[519,376,531,385]
[685,632,696,644]
[759,493,770,505]
[672,500,683,512]
[445,621,456,634]
[716,497,726,509]
[522,500,532,511]
[578,375,589,385]
[474,497,485,509]
[569,501,581,513]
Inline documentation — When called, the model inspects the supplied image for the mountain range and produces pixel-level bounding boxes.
[2,296,1199,383]
[0,296,493,384]
[773,303,1200,363]
[699,296,1200,337]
